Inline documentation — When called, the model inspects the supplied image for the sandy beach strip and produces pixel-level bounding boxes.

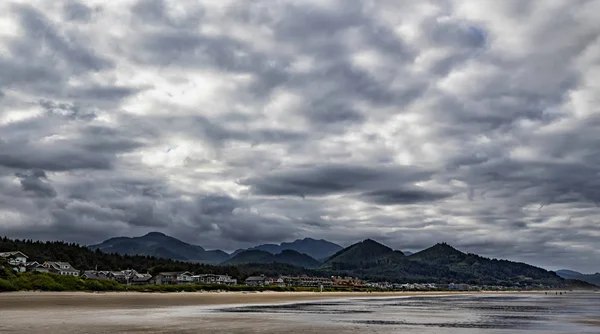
[0,290,541,310]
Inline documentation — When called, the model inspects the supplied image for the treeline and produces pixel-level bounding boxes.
[0,236,318,281]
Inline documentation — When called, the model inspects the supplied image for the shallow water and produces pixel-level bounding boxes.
[215,292,600,333]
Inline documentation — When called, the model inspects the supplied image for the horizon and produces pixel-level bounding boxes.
[1,1,599,274]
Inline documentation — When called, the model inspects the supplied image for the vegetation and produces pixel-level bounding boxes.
[89,232,229,264]
[224,249,322,268]
[0,236,320,281]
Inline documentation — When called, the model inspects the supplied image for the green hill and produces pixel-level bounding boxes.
[224,249,322,268]
[323,239,460,283]
[89,232,229,264]
[410,243,563,285]
[556,270,600,286]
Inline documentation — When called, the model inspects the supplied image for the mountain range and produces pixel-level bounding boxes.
[231,238,343,260]
[89,232,342,265]
[322,240,566,285]
[88,232,590,287]
[556,269,600,286]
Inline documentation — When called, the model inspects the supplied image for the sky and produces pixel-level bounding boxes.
[0,0,599,273]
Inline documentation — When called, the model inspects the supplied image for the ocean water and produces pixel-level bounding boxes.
[214,293,600,333]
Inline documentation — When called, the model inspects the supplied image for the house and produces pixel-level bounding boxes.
[333,276,364,288]
[192,274,238,286]
[283,276,334,287]
[151,272,193,285]
[43,262,80,276]
[25,261,49,273]
[0,251,28,272]
[108,271,128,284]
[82,271,110,280]
[129,273,153,285]
[245,275,269,286]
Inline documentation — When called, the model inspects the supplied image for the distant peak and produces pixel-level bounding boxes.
[143,232,167,237]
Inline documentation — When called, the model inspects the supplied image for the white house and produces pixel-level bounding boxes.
[0,251,28,272]
[192,274,238,286]
[43,261,80,276]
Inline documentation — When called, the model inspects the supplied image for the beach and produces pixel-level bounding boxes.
[1,291,598,333]
[0,290,498,310]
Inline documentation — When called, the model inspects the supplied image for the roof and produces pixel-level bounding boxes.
[131,274,152,282]
[157,271,192,276]
[0,251,28,258]
[245,276,268,281]
[44,261,79,272]
[82,272,109,280]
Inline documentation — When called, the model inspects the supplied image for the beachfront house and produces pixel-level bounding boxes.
[43,261,80,276]
[25,261,49,273]
[151,271,193,285]
[82,271,110,280]
[283,276,334,288]
[192,274,238,286]
[0,251,28,272]
[245,275,269,286]
[129,273,153,285]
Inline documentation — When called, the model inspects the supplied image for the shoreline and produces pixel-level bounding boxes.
[0,290,555,310]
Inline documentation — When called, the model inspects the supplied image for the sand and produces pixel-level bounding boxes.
[0,291,570,334]
[0,290,540,310]
[0,290,483,310]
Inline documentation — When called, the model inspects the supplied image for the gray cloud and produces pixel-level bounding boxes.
[0,0,599,272]
[242,164,435,198]
[360,189,453,205]
[15,170,57,198]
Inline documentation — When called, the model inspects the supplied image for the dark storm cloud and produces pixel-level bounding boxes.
[242,164,435,198]
[15,170,57,198]
[360,188,453,205]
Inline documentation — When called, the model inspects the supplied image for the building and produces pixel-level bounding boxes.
[245,275,269,286]
[283,276,334,288]
[332,276,364,288]
[25,261,49,273]
[192,274,238,286]
[82,271,110,280]
[129,273,153,285]
[43,262,80,276]
[151,272,193,285]
[0,251,28,272]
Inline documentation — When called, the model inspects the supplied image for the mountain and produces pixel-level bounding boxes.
[223,249,321,268]
[323,239,458,282]
[232,238,343,260]
[325,239,402,266]
[556,270,600,286]
[320,239,564,286]
[409,243,563,285]
[89,232,229,264]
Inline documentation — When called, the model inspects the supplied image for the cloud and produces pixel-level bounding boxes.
[15,169,57,198]
[0,0,599,272]
[241,164,435,198]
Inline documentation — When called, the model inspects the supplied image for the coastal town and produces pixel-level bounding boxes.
[0,250,543,291]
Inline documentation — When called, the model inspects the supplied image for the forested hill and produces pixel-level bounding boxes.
[0,236,316,280]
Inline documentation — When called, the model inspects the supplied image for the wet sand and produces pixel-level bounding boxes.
[0,291,581,334]
[0,290,532,310]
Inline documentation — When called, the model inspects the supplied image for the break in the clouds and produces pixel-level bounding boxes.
[0,0,599,272]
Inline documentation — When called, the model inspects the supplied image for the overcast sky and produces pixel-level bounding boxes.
[0,0,599,273]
